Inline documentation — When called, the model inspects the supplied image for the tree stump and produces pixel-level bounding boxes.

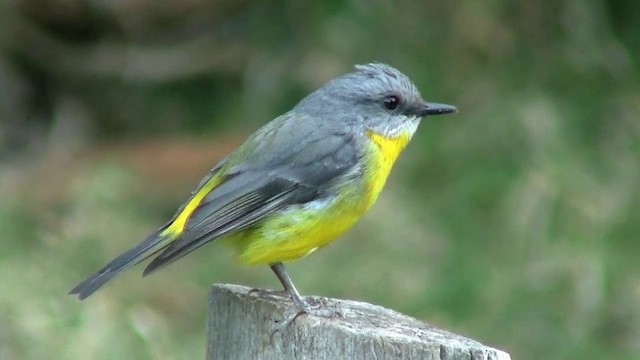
[206,284,510,360]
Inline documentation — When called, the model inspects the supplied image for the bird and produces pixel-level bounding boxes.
[69,63,457,318]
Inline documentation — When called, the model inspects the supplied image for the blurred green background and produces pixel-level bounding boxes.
[1,0,639,359]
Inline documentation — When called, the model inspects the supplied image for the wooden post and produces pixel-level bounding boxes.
[206,284,511,360]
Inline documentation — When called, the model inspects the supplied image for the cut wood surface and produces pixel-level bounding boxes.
[206,284,511,360]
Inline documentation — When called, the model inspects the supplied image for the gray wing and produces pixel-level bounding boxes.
[143,122,359,275]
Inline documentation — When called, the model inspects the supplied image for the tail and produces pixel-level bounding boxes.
[69,230,175,300]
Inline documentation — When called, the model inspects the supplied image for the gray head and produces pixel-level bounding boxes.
[293,63,456,137]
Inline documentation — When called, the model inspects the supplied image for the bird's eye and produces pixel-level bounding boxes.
[383,95,401,110]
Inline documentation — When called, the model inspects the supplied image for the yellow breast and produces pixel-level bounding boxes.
[361,129,412,209]
[228,129,413,265]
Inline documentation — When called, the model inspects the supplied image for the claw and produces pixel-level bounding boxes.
[273,296,342,332]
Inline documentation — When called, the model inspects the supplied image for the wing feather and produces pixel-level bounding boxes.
[144,121,360,275]
[143,175,314,275]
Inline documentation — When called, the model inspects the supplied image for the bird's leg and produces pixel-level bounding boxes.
[270,262,311,311]
[269,262,339,326]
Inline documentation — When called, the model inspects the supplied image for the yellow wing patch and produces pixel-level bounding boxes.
[161,172,225,237]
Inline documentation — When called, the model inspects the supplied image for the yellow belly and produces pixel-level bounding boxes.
[228,129,412,265]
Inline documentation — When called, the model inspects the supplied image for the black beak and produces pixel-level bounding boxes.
[415,102,458,117]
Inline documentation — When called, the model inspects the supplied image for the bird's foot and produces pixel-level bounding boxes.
[274,296,342,331]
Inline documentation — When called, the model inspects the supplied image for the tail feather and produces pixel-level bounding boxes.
[142,232,211,277]
[69,230,174,300]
